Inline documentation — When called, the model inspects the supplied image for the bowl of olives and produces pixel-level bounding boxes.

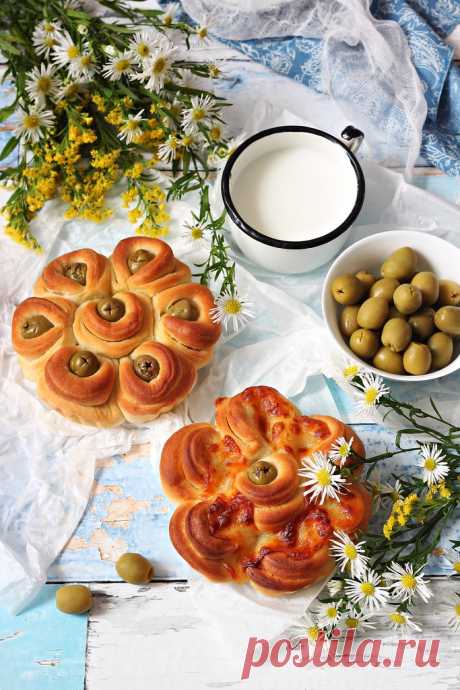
[322,230,460,381]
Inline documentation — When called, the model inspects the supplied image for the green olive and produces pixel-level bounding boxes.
[381,318,412,352]
[21,315,53,339]
[349,328,380,359]
[166,298,199,321]
[428,332,454,370]
[434,306,460,337]
[96,297,126,322]
[438,280,460,307]
[370,277,400,302]
[357,297,389,330]
[128,249,154,274]
[247,460,278,485]
[331,274,365,305]
[63,262,87,285]
[403,342,432,376]
[339,305,360,338]
[381,247,417,281]
[393,284,423,315]
[355,270,376,290]
[373,347,404,375]
[116,553,154,584]
[411,272,439,306]
[133,355,160,382]
[56,585,92,614]
[69,351,100,377]
[408,308,435,341]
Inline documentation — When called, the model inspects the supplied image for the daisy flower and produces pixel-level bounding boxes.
[52,31,82,71]
[354,371,389,417]
[342,361,361,381]
[327,579,344,597]
[137,40,176,93]
[69,50,96,80]
[329,436,354,467]
[180,69,196,89]
[288,614,325,646]
[181,133,198,150]
[14,106,55,144]
[329,530,369,578]
[56,81,84,101]
[102,52,134,81]
[314,601,343,629]
[384,562,432,603]
[208,63,222,79]
[387,610,421,634]
[341,605,376,632]
[447,598,460,632]
[25,63,61,105]
[445,551,460,576]
[194,23,211,46]
[298,452,347,505]
[419,444,449,486]
[162,3,180,26]
[117,110,145,144]
[158,134,180,164]
[128,30,158,65]
[182,218,208,248]
[182,95,216,134]
[209,292,254,333]
[32,21,62,58]
[344,568,389,612]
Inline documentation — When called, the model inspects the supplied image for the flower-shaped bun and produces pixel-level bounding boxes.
[34,248,111,304]
[161,386,372,595]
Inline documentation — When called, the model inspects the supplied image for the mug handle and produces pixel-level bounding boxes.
[341,126,364,154]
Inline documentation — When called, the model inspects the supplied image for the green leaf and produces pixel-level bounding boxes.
[0,101,17,123]
[0,136,19,162]
[0,37,21,56]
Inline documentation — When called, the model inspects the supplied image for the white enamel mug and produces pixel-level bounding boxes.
[221,126,365,274]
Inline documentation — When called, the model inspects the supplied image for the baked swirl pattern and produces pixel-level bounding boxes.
[12,237,220,427]
[161,386,371,595]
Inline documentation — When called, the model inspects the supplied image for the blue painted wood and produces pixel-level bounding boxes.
[0,585,86,690]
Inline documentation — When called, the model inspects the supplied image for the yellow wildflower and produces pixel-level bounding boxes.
[128,208,142,223]
[125,161,144,179]
[91,94,106,112]
[105,107,123,126]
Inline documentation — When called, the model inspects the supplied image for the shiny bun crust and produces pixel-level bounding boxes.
[12,237,221,427]
[161,386,371,595]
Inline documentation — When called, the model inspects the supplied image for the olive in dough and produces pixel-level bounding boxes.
[339,305,360,337]
[370,277,400,302]
[349,328,380,359]
[434,306,460,337]
[331,274,365,305]
[408,308,435,341]
[357,297,389,330]
[381,318,412,352]
[411,271,439,306]
[381,247,417,281]
[393,284,422,315]
[403,342,432,375]
[355,270,376,290]
[247,460,278,485]
[116,552,154,584]
[56,585,92,614]
[428,332,454,370]
[373,347,404,375]
[438,279,460,307]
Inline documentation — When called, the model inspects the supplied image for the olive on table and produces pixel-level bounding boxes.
[56,585,92,614]
[339,305,360,337]
[373,347,404,375]
[349,328,380,359]
[355,270,376,290]
[247,460,278,485]
[408,308,435,341]
[434,306,460,336]
[381,318,412,353]
[331,274,365,305]
[438,279,460,307]
[403,342,432,375]
[393,284,423,315]
[357,297,389,330]
[411,272,439,306]
[116,552,154,584]
[428,332,454,370]
[380,247,417,281]
[370,277,400,302]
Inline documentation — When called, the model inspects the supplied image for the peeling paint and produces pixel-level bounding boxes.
[0,630,23,643]
[90,527,128,561]
[102,497,150,529]
[92,483,124,497]
[36,658,60,667]
[122,443,151,463]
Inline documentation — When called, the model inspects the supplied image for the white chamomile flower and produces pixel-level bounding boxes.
[298,452,347,505]
[329,436,354,466]
[118,110,144,144]
[341,605,376,632]
[162,2,180,26]
[158,134,180,164]
[52,31,82,70]
[342,361,361,381]
[387,610,421,634]
[57,81,84,101]
[344,568,389,612]
[209,63,222,79]
[182,95,216,134]
[32,22,62,58]
[209,292,255,333]
[288,614,325,646]
[208,134,245,168]
[181,133,198,150]
[384,562,432,603]
[102,52,134,81]
[327,579,344,597]
[128,30,158,65]
[445,551,460,576]
[330,530,369,578]
[419,444,449,486]
[180,69,196,89]
[137,40,176,93]
[314,601,343,629]
[182,218,208,248]
[14,106,55,144]
[368,477,402,511]
[447,599,460,631]
[354,371,389,417]
[25,63,61,105]
[69,50,96,80]
[194,22,211,46]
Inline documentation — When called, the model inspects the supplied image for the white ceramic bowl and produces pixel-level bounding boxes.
[322,230,460,382]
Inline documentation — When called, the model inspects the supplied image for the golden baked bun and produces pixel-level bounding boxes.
[161,386,371,595]
[117,340,197,424]
[34,248,111,304]
[37,346,123,427]
[12,296,76,381]
[111,236,191,296]
[154,283,221,368]
[73,291,153,358]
